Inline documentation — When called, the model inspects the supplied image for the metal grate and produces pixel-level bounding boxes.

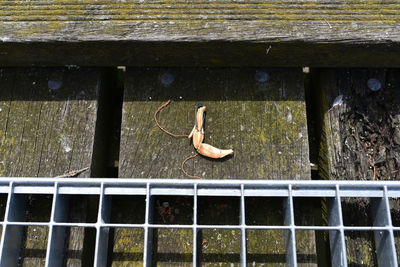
[0,178,399,267]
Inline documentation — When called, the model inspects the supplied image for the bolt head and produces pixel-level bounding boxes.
[160,73,175,85]
[255,71,269,83]
[48,79,62,90]
[367,78,381,91]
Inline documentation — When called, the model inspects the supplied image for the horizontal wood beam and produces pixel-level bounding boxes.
[0,0,399,66]
[1,42,400,67]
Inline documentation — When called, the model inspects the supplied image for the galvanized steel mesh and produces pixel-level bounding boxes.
[0,178,398,267]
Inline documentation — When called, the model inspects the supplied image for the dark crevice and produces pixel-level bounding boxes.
[304,67,332,267]
[304,67,319,180]
[90,67,125,266]
[91,67,124,178]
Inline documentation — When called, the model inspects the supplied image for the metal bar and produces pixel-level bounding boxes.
[5,177,400,187]
[94,182,110,267]
[0,221,397,231]
[337,185,347,267]
[327,185,347,267]
[0,182,26,267]
[143,183,152,267]
[371,186,398,267]
[0,182,12,267]
[192,184,198,267]
[240,184,246,267]
[45,182,58,267]
[284,185,297,267]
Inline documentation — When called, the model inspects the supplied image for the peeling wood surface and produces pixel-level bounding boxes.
[0,0,400,66]
[117,67,315,266]
[0,67,100,266]
[315,68,400,266]
[316,68,400,181]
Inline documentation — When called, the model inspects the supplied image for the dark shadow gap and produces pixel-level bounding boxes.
[91,67,124,178]
[304,67,332,267]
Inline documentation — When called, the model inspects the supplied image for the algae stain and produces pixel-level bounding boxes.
[259,129,266,145]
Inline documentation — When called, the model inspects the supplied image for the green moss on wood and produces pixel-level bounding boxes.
[120,68,310,180]
[0,67,100,267]
[117,67,314,266]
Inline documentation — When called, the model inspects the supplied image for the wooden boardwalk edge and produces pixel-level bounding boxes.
[0,0,400,66]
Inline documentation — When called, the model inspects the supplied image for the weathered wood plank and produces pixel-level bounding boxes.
[0,67,98,178]
[0,0,399,66]
[316,68,400,181]
[120,67,310,179]
[314,68,400,266]
[1,0,399,43]
[117,67,315,266]
[0,67,100,266]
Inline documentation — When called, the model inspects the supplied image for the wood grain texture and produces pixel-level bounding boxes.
[314,68,400,266]
[315,68,400,181]
[0,0,399,66]
[0,0,399,43]
[0,67,100,266]
[120,67,310,180]
[118,67,315,266]
[0,67,98,178]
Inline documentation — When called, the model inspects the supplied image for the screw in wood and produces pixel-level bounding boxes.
[255,70,269,83]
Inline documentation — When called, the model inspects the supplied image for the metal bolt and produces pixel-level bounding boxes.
[255,71,269,83]
[48,79,62,90]
[160,72,174,85]
[367,78,381,91]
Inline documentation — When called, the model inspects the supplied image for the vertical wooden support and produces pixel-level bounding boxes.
[118,68,314,266]
[0,67,100,266]
[314,68,400,266]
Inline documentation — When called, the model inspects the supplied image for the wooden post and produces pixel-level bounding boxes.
[0,67,100,266]
[118,67,314,266]
[314,68,400,266]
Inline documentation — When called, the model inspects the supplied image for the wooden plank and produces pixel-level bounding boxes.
[117,67,315,266]
[0,0,399,43]
[0,67,100,266]
[0,1,399,66]
[0,67,98,178]
[314,68,400,266]
[315,68,400,181]
[120,67,310,180]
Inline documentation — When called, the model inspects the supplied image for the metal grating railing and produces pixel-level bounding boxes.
[0,178,398,266]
